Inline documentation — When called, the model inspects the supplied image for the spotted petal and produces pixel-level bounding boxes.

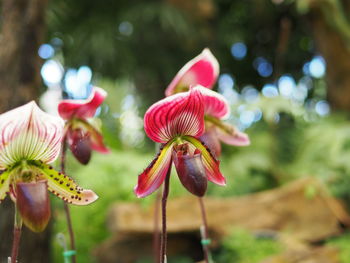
[134,141,174,198]
[197,86,230,119]
[144,87,204,143]
[0,101,64,168]
[165,48,219,96]
[0,169,11,202]
[36,162,98,205]
[183,135,226,186]
[58,87,107,120]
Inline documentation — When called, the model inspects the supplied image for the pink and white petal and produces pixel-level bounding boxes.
[199,127,222,157]
[134,141,174,198]
[165,48,220,96]
[0,169,11,203]
[58,87,107,120]
[0,101,64,167]
[183,135,226,186]
[145,87,204,143]
[196,85,230,119]
[216,124,250,146]
[37,162,98,205]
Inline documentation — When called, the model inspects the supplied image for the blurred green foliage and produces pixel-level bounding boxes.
[215,228,282,263]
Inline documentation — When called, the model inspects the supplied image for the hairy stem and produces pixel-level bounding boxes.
[11,207,23,263]
[160,168,171,263]
[60,139,76,263]
[199,197,211,263]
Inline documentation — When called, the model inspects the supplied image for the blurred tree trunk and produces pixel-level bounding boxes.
[306,1,350,111]
[0,0,51,262]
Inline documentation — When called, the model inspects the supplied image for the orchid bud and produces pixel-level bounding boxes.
[173,146,207,197]
[67,129,92,165]
[16,180,51,232]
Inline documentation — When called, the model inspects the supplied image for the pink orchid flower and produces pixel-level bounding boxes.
[198,86,250,157]
[165,48,219,97]
[135,86,225,198]
[58,87,109,165]
[0,101,98,232]
[165,49,250,156]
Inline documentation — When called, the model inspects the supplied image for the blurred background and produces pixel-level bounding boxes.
[2,0,350,262]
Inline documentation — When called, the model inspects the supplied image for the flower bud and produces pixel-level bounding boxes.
[173,146,207,197]
[68,129,92,165]
[16,180,51,232]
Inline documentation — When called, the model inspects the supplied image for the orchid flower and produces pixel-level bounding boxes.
[165,48,250,156]
[0,101,98,232]
[58,87,109,165]
[165,48,219,97]
[198,86,250,156]
[135,86,225,198]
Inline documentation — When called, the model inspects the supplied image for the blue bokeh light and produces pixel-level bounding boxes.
[38,44,55,59]
[309,56,326,78]
[254,57,273,77]
[41,60,64,86]
[262,84,279,97]
[119,21,133,36]
[278,75,296,97]
[230,42,247,60]
[315,100,330,116]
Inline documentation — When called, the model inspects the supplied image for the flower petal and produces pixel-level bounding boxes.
[134,141,174,198]
[16,180,51,232]
[0,101,64,168]
[67,129,92,165]
[36,162,98,205]
[215,122,250,146]
[165,48,219,96]
[0,169,11,202]
[58,87,107,120]
[199,126,222,157]
[197,86,230,119]
[88,124,110,154]
[173,146,207,197]
[183,135,226,186]
[144,86,205,143]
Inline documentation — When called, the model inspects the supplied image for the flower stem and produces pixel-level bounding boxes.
[153,189,162,263]
[199,197,212,263]
[60,139,77,263]
[11,206,23,263]
[160,168,171,263]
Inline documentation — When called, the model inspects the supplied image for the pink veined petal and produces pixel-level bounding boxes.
[183,135,226,186]
[58,87,107,120]
[144,86,205,143]
[134,141,174,198]
[165,48,220,96]
[216,126,250,146]
[197,86,230,119]
[199,126,222,157]
[0,101,64,168]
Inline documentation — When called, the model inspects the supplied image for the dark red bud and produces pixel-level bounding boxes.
[68,129,92,165]
[173,147,207,197]
[16,180,51,232]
